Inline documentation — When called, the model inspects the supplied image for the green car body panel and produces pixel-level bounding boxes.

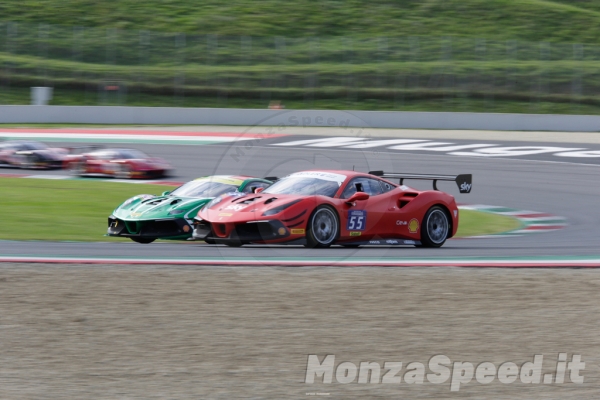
[107,175,273,243]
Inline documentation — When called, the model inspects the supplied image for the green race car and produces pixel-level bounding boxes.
[107,175,273,243]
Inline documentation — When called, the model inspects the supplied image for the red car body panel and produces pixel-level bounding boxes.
[65,148,172,179]
[195,170,462,246]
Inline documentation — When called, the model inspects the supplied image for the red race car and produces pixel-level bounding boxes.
[193,170,472,248]
[0,140,68,169]
[66,148,173,179]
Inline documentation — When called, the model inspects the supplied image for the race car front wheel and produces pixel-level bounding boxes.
[71,161,86,176]
[22,154,40,169]
[305,206,339,248]
[116,164,132,179]
[420,206,450,248]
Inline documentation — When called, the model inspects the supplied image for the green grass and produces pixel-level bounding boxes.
[3,1,600,42]
[2,85,600,115]
[3,2,600,113]
[1,27,599,113]
[0,177,519,242]
[0,178,177,242]
[456,209,521,238]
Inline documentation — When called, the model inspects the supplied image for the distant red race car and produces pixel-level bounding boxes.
[66,148,173,179]
[0,140,68,169]
[193,170,472,248]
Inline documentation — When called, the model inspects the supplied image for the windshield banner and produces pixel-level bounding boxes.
[289,171,347,184]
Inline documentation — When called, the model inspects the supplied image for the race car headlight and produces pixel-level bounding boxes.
[262,199,302,216]
[168,209,185,216]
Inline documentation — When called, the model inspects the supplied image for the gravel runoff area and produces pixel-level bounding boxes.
[0,264,599,399]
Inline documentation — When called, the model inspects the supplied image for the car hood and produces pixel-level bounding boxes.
[200,193,316,222]
[113,194,212,220]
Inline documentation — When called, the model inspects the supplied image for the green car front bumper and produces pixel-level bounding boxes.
[108,216,193,240]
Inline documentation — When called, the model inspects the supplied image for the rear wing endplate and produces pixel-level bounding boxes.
[369,171,472,193]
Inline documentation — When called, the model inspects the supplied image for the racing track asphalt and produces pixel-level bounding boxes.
[1,134,599,262]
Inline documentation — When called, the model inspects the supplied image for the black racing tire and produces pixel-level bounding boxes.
[204,237,216,244]
[24,154,40,169]
[305,205,340,248]
[224,241,243,247]
[420,205,451,248]
[71,161,86,176]
[130,237,156,244]
[116,164,132,179]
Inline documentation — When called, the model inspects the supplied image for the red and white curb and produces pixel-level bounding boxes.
[0,129,285,144]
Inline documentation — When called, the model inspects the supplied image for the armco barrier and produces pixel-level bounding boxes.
[1,105,600,131]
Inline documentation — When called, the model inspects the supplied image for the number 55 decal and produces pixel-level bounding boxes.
[347,210,367,230]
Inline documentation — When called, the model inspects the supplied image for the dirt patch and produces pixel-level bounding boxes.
[0,264,598,399]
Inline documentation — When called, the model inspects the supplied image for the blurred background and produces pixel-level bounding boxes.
[1,0,600,113]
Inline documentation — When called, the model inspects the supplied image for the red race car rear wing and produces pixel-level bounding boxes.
[369,171,472,193]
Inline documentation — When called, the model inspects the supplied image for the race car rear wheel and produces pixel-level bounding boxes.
[130,237,156,244]
[305,206,339,248]
[420,206,450,248]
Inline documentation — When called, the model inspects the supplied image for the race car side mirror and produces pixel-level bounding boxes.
[346,192,369,206]
[254,187,264,193]
[162,191,171,196]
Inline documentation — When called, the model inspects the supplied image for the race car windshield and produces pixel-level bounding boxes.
[119,149,148,159]
[19,142,48,151]
[169,180,239,198]
[263,177,341,197]
[90,150,117,159]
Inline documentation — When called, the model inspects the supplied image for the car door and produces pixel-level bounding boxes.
[338,177,391,240]
[87,150,113,173]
